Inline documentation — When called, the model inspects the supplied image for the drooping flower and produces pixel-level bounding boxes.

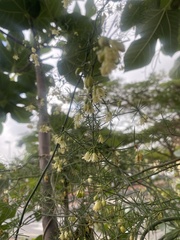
[74,113,82,129]
[82,151,91,162]
[93,200,102,212]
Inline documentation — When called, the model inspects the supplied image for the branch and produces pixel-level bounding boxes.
[140,217,180,240]
[0,28,29,48]
[129,157,180,183]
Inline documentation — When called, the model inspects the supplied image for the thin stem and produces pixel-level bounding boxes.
[140,217,180,240]
[0,29,28,48]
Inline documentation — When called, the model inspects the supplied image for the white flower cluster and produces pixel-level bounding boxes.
[39,124,51,133]
[13,54,19,60]
[92,85,106,103]
[82,151,99,162]
[96,36,125,76]
[25,104,36,112]
[54,135,68,154]
[52,157,67,172]
[59,229,72,240]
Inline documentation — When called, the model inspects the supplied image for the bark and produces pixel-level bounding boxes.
[35,64,59,240]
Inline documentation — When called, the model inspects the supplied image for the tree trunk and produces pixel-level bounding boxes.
[35,63,59,240]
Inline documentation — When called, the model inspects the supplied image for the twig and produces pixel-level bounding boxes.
[140,217,180,240]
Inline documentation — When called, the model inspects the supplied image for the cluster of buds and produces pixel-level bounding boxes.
[96,36,125,76]
[25,104,36,112]
[30,47,40,66]
[39,124,51,133]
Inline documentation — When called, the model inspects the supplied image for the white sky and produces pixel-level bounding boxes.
[0,114,30,164]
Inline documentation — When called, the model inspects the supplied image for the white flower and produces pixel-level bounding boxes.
[30,53,40,66]
[92,86,105,103]
[105,111,112,122]
[74,113,82,129]
[82,151,91,162]
[91,152,98,162]
[54,135,68,153]
[98,134,104,144]
[93,200,102,212]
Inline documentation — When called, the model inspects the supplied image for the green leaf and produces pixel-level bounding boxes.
[0,0,29,30]
[25,0,41,19]
[124,8,179,71]
[120,0,146,32]
[85,0,96,17]
[158,10,180,55]
[0,42,13,72]
[160,0,171,9]
[34,0,63,30]
[124,37,156,71]
[17,69,36,93]
[0,201,16,224]
[57,58,84,88]
[11,106,31,123]
[57,12,100,87]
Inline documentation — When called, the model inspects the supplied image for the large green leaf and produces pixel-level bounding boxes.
[0,42,14,72]
[124,37,156,71]
[57,12,102,87]
[123,9,180,71]
[25,0,41,19]
[85,0,96,17]
[158,10,180,55]
[34,0,63,30]
[11,105,31,123]
[0,0,29,30]
[0,0,63,32]
[0,73,31,124]
[120,0,146,32]
[57,58,83,88]
[0,201,16,224]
